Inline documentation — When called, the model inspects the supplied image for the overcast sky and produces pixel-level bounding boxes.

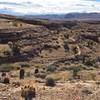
[0,0,100,14]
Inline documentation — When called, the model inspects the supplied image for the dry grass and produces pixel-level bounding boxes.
[47,71,72,81]
[0,79,99,100]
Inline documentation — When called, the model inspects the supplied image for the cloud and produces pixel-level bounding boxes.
[0,0,100,14]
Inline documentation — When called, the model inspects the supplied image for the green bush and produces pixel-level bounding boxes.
[70,67,82,79]
[8,41,21,56]
[47,65,57,72]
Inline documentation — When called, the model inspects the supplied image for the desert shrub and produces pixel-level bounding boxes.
[49,49,52,53]
[63,22,77,29]
[85,59,95,66]
[64,34,69,39]
[89,73,96,80]
[12,21,18,27]
[83,73,96,80]
[3,77,10,84]
[47,65,57,72]
[95,81,100,85]
[82,88,92,95]
[21,87,36,98]
[43,44,52,49]
[0,64,14,72]
[15,66,21,70]
[10,73,18,78]
[12,81,21,87]
[3,50,11,56]
[53,45,60,50]
[34,68,39,74]
[56,41,59,44]
[58,66,68,71]
[97,56,100,62]
[93,63,99,68]
[26,72,31,77]
[40,69,46,73]
[20,63,30,68]
[52,37,58,40]
[43,44,60,50]
[8,41,21,56]
[63,41,69,52]
[46,77,56,87]
[87,40,96,47]
[65,61,71,65]
[73,47,78,54]
[70,67,81,79]
[34,73,47,79]
[1,72,6,77]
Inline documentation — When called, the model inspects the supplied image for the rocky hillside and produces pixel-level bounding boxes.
[0,14,100,70]
[0,14,100,100]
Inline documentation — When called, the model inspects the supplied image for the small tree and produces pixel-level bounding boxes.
[63,41,69,52]
[72,67,81,79]
[8,41,21,56]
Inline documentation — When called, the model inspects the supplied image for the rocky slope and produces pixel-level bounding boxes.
[0,14,100,100]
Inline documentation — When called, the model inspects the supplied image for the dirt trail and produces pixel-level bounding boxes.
[49,37,82,65]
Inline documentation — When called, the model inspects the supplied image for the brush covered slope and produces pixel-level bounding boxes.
[0,14,100,100]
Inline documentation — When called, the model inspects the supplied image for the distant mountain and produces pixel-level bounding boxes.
[25,14,65,20]
[25,13,100,21]
[64,13,100,20]
[1,8,100,20]
[0,1,100,20]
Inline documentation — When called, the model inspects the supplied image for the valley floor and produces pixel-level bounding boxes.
[0,78,100,100]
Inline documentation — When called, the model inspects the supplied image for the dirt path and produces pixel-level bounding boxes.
[49,37,82,65]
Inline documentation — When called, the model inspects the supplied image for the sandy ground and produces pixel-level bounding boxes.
[0,78,100,100]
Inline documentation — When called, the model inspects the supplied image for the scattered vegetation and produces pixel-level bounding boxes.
[8,41,22,56]
[47,65,57,72]
[0,64,15,72]
[72,67,81,79]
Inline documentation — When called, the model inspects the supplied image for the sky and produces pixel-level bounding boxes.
[0,0,100,14]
